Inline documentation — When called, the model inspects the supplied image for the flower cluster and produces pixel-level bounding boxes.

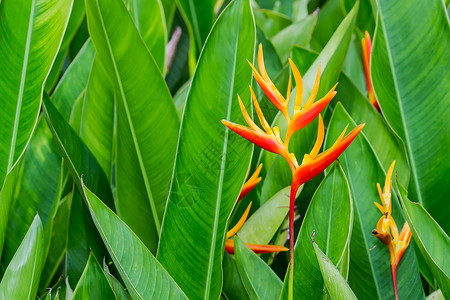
[372,161,412,300]
[222,44,365,260]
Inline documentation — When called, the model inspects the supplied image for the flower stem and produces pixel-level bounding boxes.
[391,263,399,300]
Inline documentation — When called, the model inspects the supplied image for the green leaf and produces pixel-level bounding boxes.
[326,103,424,300]
[396,180,450,297]
[0,215,44,299]
[270,15,317,62]
[222,253,250,300]
[371,0,450,232]
[45,0,87,92]
[234,237,282,300]
[238,186,290,244]
[333,73,410,187]
[42,94,113,208]
[79,58,115,181]
[1,118,61,269]
[128,0,167,73]
[81,181,187,300]
[103,262,133,300]
[0,0,72,187]
[51,39,96,122]
[157,0,255,298]
[310,0,345,50]
[290,46,319,75]
[312,238,357,300]
[281,163,352,299]
[72,253,116,300]
[86,0,180,252]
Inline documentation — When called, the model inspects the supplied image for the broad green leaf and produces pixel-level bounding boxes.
[174,79,191,119]
[238,186,290,244]
[1,118,61,268]
[81,182,187,300]
[51,39,95,122]
[46,0,87,92]
[371,0,450,232]
[222,253,250,300]
[396,181,450,297]
[72,254,116,300]
[234,237,282,300]
[103,262,133,300]
[326,103,424,300]
[86,0,180,252]
[341,36,366,94]
[333,73,409,187]
[0,159,23,260]
[157,0,255,298]
[254,9,291,38]
[128,0,167,73]
[79,59,115,181]
[312,239,357,300]
[0,215,44,299]
[270,16,317,62]
[42,94,113,207]
[281,163,352,299]
[0,0,72,187]
[341,0,375,36]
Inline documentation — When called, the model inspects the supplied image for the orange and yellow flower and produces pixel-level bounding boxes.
[222,43,365,262]
[372,161,412,300]
[362,31,380,111]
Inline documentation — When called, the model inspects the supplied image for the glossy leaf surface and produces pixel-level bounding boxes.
[86,0,180,252]
[313,239,357,300]
[81,182,187,300]
[157,0,255,298]
[0,215,44,299]
[0,0,72,186]
[234,237,282,300]
[72,254,116,300]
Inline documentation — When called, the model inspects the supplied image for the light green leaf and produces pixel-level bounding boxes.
[270,16,317,62]
[371,0,450,232]
[86,0,180,252]
[72,253,116,300]
[0,0,72,187]
[51,39,95,122]
[81,181,187,300]
[238,186,290,244]
[396,180,450,297]
[222,253,250,300]
[128,0,167,73]
[0,215,44,300]
[312,238,357,300]
[326,103,424,299]
[157,0,255,298]
[234,237,282,300]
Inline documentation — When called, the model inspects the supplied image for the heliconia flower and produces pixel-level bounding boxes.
[284,60,338,146]
[225,202,288,254]
[371,161,412,300]
[221,87,298,173]
[238,164,263,202]
[288,115,365,255]
[362,31,380,111]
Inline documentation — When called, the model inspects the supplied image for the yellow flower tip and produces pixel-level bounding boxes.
[226,202,252,239]
[308,114,325,161]
[374,201,385,214]
[304,65,321,110]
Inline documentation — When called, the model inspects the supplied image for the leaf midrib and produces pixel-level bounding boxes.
[8,0,36,171]
[204,17,241,300]
[93,0,161,233]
